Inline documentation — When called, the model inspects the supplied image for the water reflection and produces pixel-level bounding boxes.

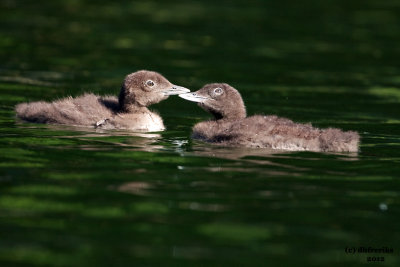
[115,181,152,196]
[0,70,73,87]
[15,123,164,152]
[15,121,361,165]
[189,142,291,159]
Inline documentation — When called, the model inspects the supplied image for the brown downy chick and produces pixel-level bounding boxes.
[15,70,190,132]
[179,83,359,152]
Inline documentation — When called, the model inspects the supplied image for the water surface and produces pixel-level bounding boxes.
[1,0,399,266]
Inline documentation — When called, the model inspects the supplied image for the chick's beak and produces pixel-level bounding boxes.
[178,92,210,103]
[162,85,191,96]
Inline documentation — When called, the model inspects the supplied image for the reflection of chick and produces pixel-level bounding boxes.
[16,70,190,132]
[180,83,360,152]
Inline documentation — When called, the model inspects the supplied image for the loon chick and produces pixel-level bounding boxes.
[179,83,360,152]
[15,70,190,132]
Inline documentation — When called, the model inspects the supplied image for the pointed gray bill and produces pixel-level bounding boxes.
[162,85,191,96]
[178,92,210,103]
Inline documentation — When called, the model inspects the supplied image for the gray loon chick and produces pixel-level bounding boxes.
[179,83,360,152]
[15,70,190,132]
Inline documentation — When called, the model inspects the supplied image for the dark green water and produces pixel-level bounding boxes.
[1,0,400,266]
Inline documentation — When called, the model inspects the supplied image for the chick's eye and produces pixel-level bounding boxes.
[146,80,155,87]
[214,88,223,95]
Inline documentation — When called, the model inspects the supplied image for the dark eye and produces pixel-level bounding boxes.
[146,80,155,87]
[214,87,223,95]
